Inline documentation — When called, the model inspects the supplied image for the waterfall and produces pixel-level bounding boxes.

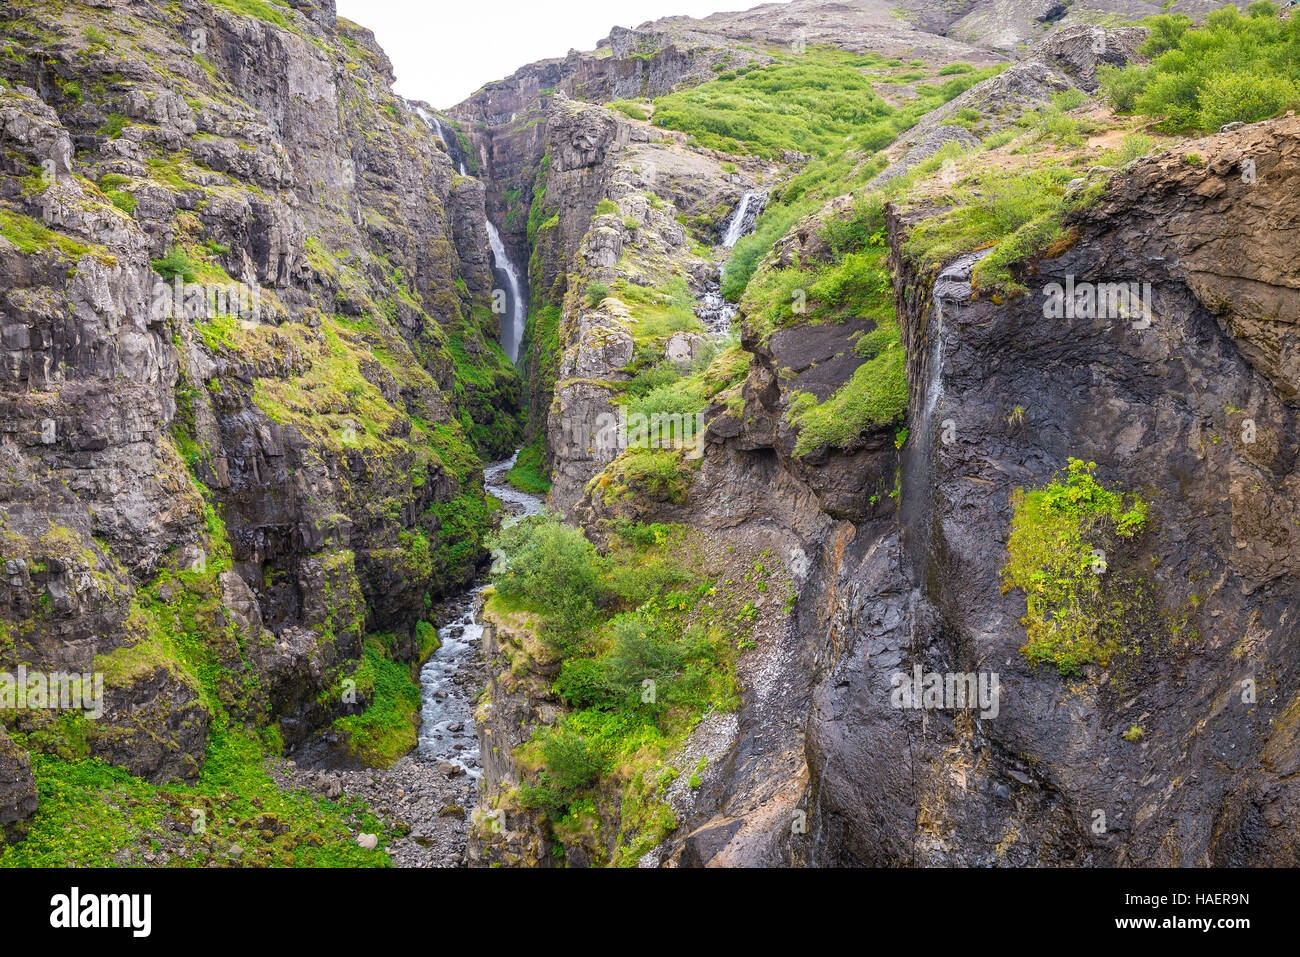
[414,105,446,145]
[414,106,521,361]
[415,105,469,175]
[722,190,767,249]
[486,220,526,363]
[696,190,767,337]
[900,249,990,569]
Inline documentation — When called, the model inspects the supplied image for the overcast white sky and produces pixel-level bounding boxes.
[335,0,754,108]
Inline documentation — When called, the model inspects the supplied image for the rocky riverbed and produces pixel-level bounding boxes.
[276,453,541,868]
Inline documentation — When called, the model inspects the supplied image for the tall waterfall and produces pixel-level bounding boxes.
[416,105,523,362]
[486,220,525,363]
[697,190,767,337]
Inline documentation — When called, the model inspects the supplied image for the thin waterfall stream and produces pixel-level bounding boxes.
[415,106,525,361]
[486,222,526,363]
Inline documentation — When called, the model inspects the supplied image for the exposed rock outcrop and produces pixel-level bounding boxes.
[803,114,1300,866]
[0,0,519,815]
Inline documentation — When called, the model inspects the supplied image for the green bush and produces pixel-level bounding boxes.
[105,189,135,214]
[519,726,607,814]
[585,281,610,307]
[489,516,610,651]
[1100,7,1300,132]
[151,247,198,283]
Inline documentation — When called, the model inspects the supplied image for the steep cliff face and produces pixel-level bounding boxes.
[0,0,518,843]
[805,114,1300,866]
[527,96,768,516]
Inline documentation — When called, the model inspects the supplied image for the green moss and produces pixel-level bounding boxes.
[1001,459,1151,674]
[0,209,92,260]
[96,113,128,138]
[208,0,290,29]
[105,189,136,214]
[504,438,551,495]
[331,637,422,767]
[612,277,703,346]
[901,164,1076,282]
[786,320,907,456]
[610,100,649,121]
[594,447,696,506]
[1,726,393,867]
[424,489,498,586]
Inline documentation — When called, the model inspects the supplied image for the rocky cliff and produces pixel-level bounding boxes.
[0,0,519,848]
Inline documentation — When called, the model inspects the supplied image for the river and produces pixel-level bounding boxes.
[415,450,542,778]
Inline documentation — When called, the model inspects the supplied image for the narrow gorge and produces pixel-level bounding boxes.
[0,0,1297,874]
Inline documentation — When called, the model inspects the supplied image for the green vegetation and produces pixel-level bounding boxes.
[488,520,759,862]
[654,48,892,157]
[489,517,610,654]
[726,187,906,456]
[1100,6,1300,132]
[721,201,809,301]
[209,0,290,29]
[2,503,393,867]
[1,729,392,867]
[609,100,649,121]
[786,320,907,456]
[654,48,999,160]
[96,113,128,138]
[711,55,1000,300]
[1001,459,1151,674]
[592,447,698,506]
[106,189,136,214]
[0,208,93,260]
[332,636,423,766]
[899,148,1078,297]
[151,247,200,283]
[504,438,551,495]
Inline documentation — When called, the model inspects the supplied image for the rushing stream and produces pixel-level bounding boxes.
[416,451,542,777]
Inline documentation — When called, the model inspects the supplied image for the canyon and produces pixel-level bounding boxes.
[0,0,1297,869]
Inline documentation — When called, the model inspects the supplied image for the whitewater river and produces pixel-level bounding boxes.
[415,451,542,776]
